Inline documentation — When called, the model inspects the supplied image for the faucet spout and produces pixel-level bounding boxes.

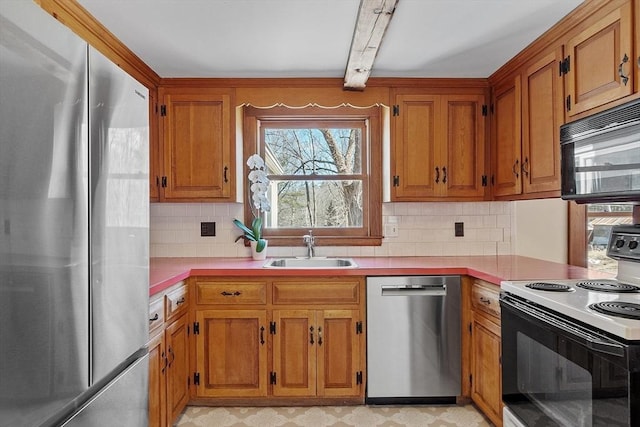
[302,230,315,258]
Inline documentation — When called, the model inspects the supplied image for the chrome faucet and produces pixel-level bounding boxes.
[302,230,315,258]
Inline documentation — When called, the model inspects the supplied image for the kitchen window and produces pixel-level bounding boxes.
[242,105,383,246]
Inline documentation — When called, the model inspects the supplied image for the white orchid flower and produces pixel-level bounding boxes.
[247,154,265,170]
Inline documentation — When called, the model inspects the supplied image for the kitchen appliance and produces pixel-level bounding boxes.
[500,224,640,427]
[560,98,640,203]
[0,2,149,426]
[366,276,461,404]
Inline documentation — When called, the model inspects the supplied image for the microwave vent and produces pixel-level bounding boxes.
[560,99,640,141]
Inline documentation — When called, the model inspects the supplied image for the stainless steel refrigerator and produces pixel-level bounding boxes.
[0,2,149,426]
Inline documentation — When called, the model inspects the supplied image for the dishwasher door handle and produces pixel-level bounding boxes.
[381,284,446,296]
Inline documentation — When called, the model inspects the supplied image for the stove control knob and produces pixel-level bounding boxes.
[629,240,638,250]
[615,239,626,248]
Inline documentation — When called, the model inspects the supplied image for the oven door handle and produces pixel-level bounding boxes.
[501,296,625,357]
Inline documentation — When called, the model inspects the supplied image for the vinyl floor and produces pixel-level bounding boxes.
[174,404,492,427]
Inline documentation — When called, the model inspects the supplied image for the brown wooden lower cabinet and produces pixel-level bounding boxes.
[194,309,269,397]
[272,309,361,398]
[470,280,503,427]
[148,282,190,427]
[148,313,190,427]
[190,277,365,405]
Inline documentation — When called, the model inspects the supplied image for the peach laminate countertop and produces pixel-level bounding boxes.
[149,255,613,296]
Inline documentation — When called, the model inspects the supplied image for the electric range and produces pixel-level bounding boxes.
[500,224,640,427]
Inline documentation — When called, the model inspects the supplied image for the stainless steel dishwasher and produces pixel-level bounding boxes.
[366,276,461,404]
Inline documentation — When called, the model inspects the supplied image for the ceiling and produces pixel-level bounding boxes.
[77,0,583,80]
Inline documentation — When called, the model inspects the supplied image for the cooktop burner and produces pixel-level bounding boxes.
[589,302,640,320]
[525,282,574,292]
[576,280,640,293]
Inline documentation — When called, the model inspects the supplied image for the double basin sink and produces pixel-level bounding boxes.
[263,257,357,269]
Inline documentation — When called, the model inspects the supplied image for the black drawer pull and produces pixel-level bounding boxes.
[149,313,159,322]
[221,291,242,296]
[175,296,186,305]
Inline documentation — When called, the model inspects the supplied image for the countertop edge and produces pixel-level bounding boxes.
[149,255,612,296]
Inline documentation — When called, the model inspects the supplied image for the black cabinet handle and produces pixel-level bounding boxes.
[223,166,229,183]
[619,53,630,86]
[318,326,323,346]
[512,159,520,178]
[260,326,265,345]
[310,326,315,345]
[435,166,440,184]
[442,166,447,184]
[522,157,529,177]
[161,351,168,374]
[167,347,174,367]
[221,291,242,296]
[480,296,491,305]
[149,313,159,322]
[175,297,185,306]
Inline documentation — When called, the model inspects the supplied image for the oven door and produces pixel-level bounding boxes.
[501,294,636,427]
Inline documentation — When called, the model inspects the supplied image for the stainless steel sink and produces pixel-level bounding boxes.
[263,257,358,269]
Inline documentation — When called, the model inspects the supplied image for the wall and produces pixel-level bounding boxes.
[150,201,513,258]
[512,198,568,263]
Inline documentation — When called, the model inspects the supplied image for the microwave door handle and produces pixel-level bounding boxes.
[502,296,625,357]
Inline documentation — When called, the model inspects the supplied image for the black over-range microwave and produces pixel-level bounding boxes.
[561,98,640,203]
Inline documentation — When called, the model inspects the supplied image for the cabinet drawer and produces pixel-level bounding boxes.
[165,283,188,321]
[273,280,360,305]
[148,297,164,336]
[472,280,500,319]
[196,281,267,305]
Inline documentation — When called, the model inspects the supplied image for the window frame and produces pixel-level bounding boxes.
[242,104,383,247]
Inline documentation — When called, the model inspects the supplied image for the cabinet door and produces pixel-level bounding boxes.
[392,94,440,199]
[442,94,486,198]
[491,75,522,197]
[471,314,502,427]
[165,314,189,424]
[195,309,268,397]
[160,90,232,200]
[272,310,316,397]
[147,332,166,427]
[522,48,563,194]
[317,310,361,397]
[565,1,633,117]
[149,89,161,202]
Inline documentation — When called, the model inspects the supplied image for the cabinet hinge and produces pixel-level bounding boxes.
[270,321,276,334]
[161,176,167,188]
[356,371,363,385]
[356,321,363,334]
[194,372,200,386]
[481,175,488,187]
[270,372,277,385]
[160,104,167,116]
[468,322,472,333]
[566,95,571,112]
[393,175,399,187]
[469,374,473,386]
[481,105,488,116]
[392,105,399,116]
[559,56,571,76]
[193,322,200,335]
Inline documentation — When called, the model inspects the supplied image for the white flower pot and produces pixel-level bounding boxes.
[250,240,268,260]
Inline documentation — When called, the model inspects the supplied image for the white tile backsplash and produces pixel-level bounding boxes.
[149,201,515,258]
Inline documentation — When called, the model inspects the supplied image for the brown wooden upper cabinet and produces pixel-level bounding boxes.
[391,91,487,201]
[491,75,522,198]
[521,47,564,195]
[155,87,234,201]
[564,0,633,118]
[491,46,565,199]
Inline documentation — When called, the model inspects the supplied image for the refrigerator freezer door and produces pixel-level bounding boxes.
[88,47,150,383]
[0,2,90,426]
[61,354,149,427]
